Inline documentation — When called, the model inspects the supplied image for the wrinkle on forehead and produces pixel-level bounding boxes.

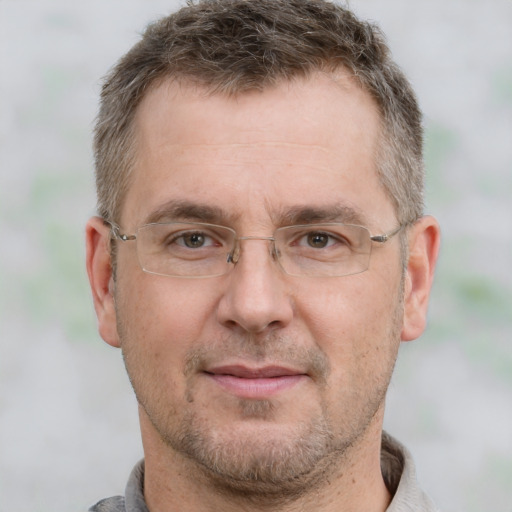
[153,142,331,151]
[147,141,333,163]
[143,141,342,179]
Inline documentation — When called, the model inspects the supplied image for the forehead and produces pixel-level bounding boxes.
[135,72,379,149]
[123,74,394,229]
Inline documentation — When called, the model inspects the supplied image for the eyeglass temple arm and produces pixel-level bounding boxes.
[370,224,405,244]
[107,222,136,242]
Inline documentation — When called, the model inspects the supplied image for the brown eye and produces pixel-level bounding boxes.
[183,232,206,248]
[307,232,330,248]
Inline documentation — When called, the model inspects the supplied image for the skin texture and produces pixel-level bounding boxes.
[86,72,440,512]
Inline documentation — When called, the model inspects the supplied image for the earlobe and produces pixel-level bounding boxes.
[86,216,121,348]
[401,215,441,342]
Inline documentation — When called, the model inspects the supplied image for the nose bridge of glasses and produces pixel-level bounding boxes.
[227,235,277,265]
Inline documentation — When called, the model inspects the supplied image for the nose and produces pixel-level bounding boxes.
[216,238,294,335]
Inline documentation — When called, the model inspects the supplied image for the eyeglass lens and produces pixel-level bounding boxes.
[133,222,373,278]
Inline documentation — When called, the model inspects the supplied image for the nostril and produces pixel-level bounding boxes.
[267,319,282,330]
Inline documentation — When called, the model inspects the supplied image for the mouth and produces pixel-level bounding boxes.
[204,365,308,399]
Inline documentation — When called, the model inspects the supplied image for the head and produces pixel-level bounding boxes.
[94,0,424,229]
[87,0,440,505]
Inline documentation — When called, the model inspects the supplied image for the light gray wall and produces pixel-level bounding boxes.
[1,1,511,511]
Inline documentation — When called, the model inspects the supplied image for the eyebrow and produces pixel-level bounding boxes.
[143,200,367,228]
[144,199,238,226]
[275,204,367,227]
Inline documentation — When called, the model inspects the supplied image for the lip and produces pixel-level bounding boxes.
[204,365,307,398]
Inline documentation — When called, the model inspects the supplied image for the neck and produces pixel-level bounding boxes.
[140,406,392,512]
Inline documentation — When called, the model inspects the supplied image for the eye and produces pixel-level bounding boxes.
[305,232,334,249]
[297,230,343,249]
[173,231,216,249]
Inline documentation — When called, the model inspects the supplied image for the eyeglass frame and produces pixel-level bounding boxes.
[107,220,407,278]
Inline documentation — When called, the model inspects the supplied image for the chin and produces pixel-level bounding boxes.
[151,404,351,499]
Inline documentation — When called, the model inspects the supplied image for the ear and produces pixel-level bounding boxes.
[401,215,441,342]
[86,217,120,348]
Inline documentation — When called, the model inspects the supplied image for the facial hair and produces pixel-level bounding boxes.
[119,310,403,502]
[160,339,336,499]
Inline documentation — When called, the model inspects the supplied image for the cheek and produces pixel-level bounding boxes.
[299,278,402,421]
[116,273,222,362]
[115,275,224,410]
[298,276,392,336]
[297,274,403,369]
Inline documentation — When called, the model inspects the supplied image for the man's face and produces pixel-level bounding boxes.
[102,74,407,491]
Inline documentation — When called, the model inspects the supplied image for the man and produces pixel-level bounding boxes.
[86,0,441,510]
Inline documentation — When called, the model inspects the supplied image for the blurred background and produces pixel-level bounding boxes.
[0,0,511,510]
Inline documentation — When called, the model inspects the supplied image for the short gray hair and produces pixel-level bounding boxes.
[94,0,424,226]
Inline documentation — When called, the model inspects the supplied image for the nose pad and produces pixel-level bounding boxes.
[226,246,239,265]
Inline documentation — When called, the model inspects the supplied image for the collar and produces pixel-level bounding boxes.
[109,432,438,511]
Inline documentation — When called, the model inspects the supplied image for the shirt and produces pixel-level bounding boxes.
[89,432,438,511]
